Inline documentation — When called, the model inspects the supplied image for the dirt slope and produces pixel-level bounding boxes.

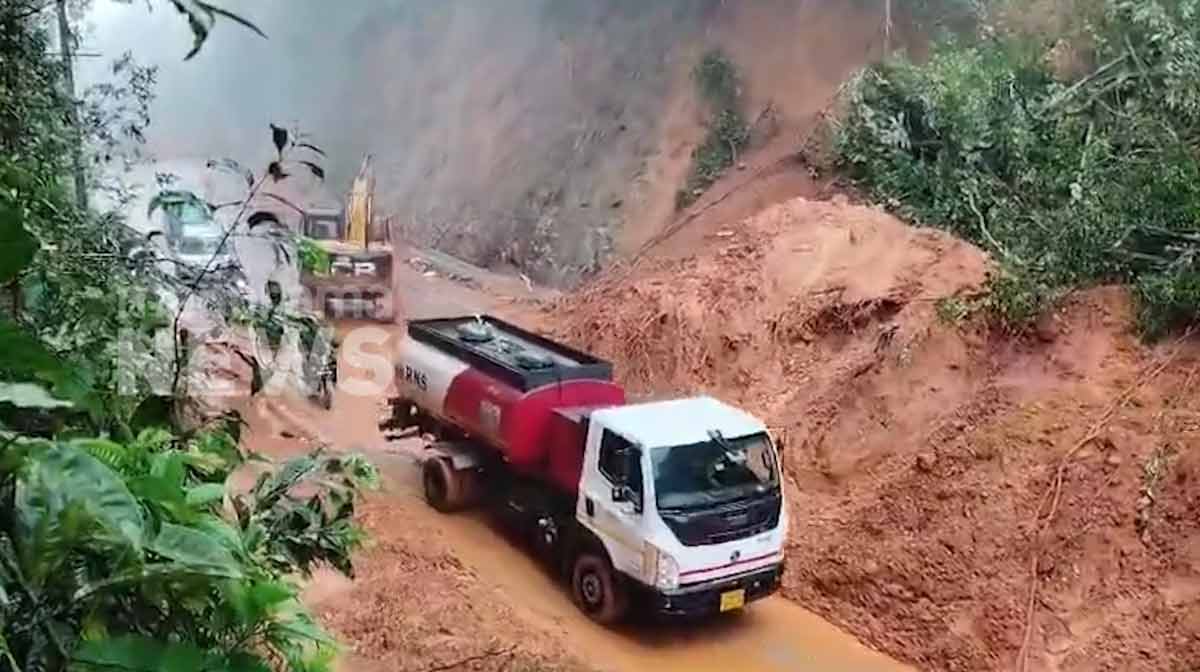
[620,0,901,260]
[541,196,1200,672]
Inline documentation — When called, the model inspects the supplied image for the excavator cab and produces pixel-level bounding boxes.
[302,209,344,241]
[297,155,393,322]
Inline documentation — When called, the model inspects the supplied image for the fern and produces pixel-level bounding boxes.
[72,439,131,474]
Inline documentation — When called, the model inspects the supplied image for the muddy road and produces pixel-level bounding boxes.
[241,265,916,672]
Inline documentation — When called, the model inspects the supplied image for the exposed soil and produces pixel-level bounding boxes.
[538,196,1200,672]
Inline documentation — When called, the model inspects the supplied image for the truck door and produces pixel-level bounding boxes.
[578,424,646,581]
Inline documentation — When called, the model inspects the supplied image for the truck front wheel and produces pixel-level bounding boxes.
[571,553,628,625]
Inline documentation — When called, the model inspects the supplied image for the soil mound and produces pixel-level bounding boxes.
[543,196,1200,671]
[548,196,989,479]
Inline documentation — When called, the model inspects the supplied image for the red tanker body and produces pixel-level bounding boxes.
[392,316,625,494]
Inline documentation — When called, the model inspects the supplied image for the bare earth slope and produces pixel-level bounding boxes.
[541,196,1200,672]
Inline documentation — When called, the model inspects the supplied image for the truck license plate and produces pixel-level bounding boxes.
[719,589,746,612]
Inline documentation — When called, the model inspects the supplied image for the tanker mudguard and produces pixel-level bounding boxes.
[427,441,483,470]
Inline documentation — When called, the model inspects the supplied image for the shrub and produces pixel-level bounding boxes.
[678,50,750,209]
[835,0,1200,337]
[935,295,973,325]
[298,236,332,275]
[1134,269,1200,340]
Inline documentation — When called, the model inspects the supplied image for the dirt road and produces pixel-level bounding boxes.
[245,264,916,672]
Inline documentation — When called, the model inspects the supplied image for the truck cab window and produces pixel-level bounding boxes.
[598,430,642,501]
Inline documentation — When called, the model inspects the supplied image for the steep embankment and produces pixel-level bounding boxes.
[543,196,1200,672]
[311,1,898,285]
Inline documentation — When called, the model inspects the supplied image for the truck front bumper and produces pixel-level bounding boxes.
[640,562,784,618]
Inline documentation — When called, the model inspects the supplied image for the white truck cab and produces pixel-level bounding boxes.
[573,396,787,619]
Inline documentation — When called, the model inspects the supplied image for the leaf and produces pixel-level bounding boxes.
[207,157,255,188]
[190,515,246,558]
[0,202,36,284]
[74,561,243,602]
[222,652,273,672]
[186,483,226,507]
[71,438,129,473]
[297,142,326,156]
[197,1,267,39]
[247,210,282,230]
[299,161,325,181]
[73,635,211,672]
[150,522,241,575]
[17,443,145,552]
[169,0,216,61]
[270,124,289,154]
[225,580,294,623]
[0,382,71,409]
[260,192,306,217]
[0,320,61,379]
[267,161,289,182]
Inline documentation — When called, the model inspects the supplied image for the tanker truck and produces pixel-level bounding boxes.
[384,315,787,624]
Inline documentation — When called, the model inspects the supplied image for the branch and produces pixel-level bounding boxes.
[1041,54,1130,116]
[169,172,269,397]
[414,646,516,672]
[964,189,1024,266]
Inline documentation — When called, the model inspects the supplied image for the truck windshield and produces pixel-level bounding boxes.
[651,432,778,510]
[177,235,224,256]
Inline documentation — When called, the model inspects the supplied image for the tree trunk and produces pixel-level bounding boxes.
[56,0,87,212]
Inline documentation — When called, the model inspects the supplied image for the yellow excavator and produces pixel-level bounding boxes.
[298,155,393,322]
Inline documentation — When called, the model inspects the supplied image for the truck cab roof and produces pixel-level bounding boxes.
[592,396,766,449]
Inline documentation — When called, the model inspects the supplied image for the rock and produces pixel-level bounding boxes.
[916,452,938,473]
[1035,312,1059,342]
[1106,453,1123,467]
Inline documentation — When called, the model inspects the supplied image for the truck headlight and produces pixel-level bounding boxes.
[652,546,680,592]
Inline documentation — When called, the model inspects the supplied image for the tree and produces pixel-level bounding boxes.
[0,4,371,671]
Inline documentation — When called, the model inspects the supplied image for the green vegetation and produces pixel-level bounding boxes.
[935,295,974,325]
[677,49,750,209]
[298,238,332,276]
[835,0,1200,335]
[0,3,373,671]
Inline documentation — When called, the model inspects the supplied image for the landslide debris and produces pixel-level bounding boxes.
[543,195,1200,672]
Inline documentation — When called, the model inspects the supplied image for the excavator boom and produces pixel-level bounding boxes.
[345,154,374,248]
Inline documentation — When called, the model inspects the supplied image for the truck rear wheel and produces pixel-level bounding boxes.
[571,552,628,625]
[422,457,463,513]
